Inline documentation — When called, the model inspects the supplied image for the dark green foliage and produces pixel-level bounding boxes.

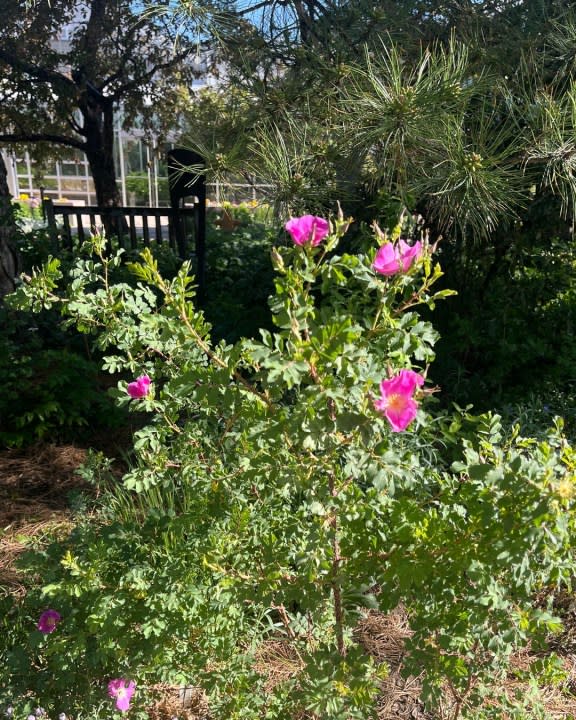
[0,208,279,447]
[432,234,576,426]
[0,306,126,448]
[13,225,56,269]
[202,209,278,343]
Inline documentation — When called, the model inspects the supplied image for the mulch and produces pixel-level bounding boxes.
[0,443,91,597]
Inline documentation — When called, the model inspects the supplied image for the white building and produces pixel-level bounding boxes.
[4,128,174,208]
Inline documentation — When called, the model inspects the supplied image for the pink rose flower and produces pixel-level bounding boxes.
[373,239,422,276]
[37,609,61,634]
[374,369,424,432]
[127,375,151,399]
[108,678,136,712]
[285,215,329,246]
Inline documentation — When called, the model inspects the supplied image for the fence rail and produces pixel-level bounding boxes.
[43,199,206,295]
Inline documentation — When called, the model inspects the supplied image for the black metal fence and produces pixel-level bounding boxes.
[43,199,206,296]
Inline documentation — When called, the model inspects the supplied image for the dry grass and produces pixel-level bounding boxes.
[356,608,576,719]
[0,443,91,596]
[356,607,432,720]
[145,683,209,720]
[253,638,306,691]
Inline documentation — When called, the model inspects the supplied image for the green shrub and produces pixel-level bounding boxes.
[2,214,575,720]
[0,307,126,448]
[0,222,194,448]
[432,235,576,419]
[124,174,169,206]
[203,212,277,342]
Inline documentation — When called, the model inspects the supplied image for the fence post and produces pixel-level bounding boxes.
[43,199,59,253]
[174,208,186,259]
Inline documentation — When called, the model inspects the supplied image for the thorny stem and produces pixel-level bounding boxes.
[272,603,297,640]
[371,300,384,332]
[153,270,271,407]
[448,641,478,720]
[329,472,346,657]
[162,412,182,434]
[177,305,271,406]
[271,603,306,668]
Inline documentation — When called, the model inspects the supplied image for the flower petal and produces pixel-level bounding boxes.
[285,215,329,246]
[37,609,61,634]
[127,375,151,399]
[385,395,418,432]
[373,243,400,275]
[374,369,424,431]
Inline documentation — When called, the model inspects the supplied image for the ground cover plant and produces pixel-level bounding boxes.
[1,211,575,720]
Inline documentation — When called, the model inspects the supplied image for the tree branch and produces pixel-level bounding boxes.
[67,115,86,137]
[0,133,86,151]
[99,35,141,90]
[0,48,77,95]
[108,47,195,101]
[236,0,272,16]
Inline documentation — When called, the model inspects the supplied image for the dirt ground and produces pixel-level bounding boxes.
[0,444,91,597]
[1,444,576,719]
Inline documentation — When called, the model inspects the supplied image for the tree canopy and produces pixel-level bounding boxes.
[0,0,228,206]
[180,0,576,240]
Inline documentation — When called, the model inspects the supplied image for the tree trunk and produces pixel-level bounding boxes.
[81,96,127,240]
[0,153,19,300]
[86,148,120,208]
[83,99,121,208]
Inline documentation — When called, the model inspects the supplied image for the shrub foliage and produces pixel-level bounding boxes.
[1,214,575,719]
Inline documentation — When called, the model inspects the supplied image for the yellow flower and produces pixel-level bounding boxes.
[556,477,575,500]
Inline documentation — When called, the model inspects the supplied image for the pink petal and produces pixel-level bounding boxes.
[394,369,425,394]
[373,240,422,275]
[398,240,422,271]
[108,679,122,697]
[373,243,400,275]
[37,609,61,634]
[379,370,423,398]
[127,375,151,399]
[309,216,329,246]
[285,215,329,246]
[108,679,135,713]
[385,396,418,432]
[285,216,312,245]
[374,369,424,431]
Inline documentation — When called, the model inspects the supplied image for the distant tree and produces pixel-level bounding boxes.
[0,0,226,207]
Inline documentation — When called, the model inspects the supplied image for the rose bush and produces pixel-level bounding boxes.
[1,212,575,720]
